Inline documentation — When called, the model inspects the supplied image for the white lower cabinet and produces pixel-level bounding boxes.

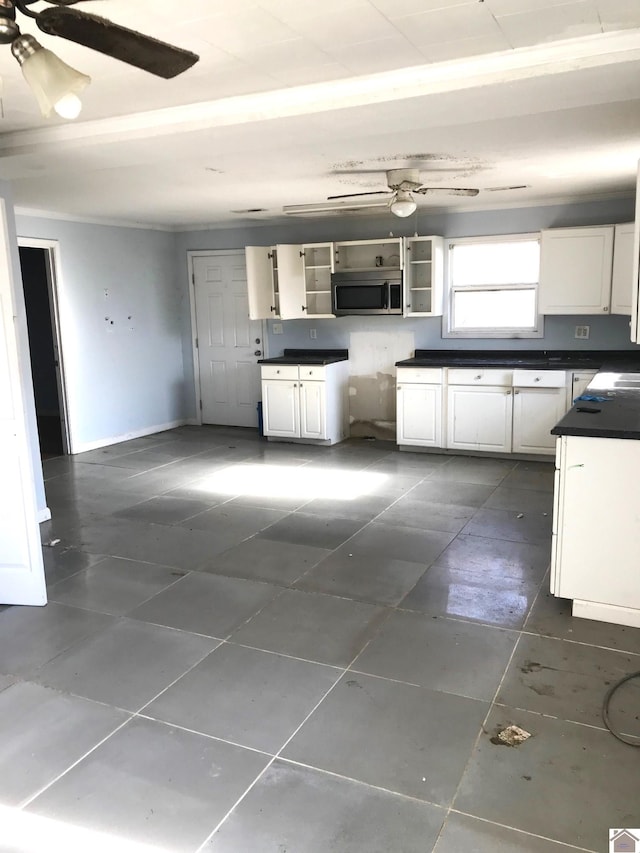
[396,368,443,447]
[397,365,572,456]
[551,435,640,627]
[261,362,348,445]
[447,385,513,453]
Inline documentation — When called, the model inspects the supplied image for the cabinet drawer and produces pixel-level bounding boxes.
[299,365,327,380]
[512,369,567,388]
[447,368,512,387]
[261,364,299,381]
[397,367,443,384]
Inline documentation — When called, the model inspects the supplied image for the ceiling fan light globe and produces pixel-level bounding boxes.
[12,34,90,119]
[390,191,417,217]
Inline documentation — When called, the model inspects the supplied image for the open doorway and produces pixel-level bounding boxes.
[18,240,70,459]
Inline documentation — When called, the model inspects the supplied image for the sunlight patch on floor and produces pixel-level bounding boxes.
[0,804,170,853]
[194,464,388,501]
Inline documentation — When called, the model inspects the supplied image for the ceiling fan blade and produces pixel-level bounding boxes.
[36,7,199,79]
[327,191,391,200]
[414,187,479,196]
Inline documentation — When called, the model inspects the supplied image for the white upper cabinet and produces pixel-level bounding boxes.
[538,225,614,315]
[246,245,280,320]
[302,243,334,318]
[403,236,444,317]
[276,244,306,319]
[610,223,634,316]
[334,238,403,271]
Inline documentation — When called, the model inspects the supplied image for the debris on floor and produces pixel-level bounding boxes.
[43,538,60,547]
[516,513,524,519]
[491,724,532,747]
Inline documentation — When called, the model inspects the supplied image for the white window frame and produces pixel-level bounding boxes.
[443,233,543,339]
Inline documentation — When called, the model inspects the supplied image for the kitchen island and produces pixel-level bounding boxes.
[550,365,640,628]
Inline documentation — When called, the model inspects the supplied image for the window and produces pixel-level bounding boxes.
[445,235,542,338]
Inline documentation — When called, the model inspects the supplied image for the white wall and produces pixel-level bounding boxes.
[15,216,186,452]
[176,196,638,420]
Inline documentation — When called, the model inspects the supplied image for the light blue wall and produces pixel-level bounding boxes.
[15,216,184,451]
[176,196,638,418]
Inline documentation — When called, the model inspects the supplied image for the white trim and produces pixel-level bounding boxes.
[17,237,73,454]
[70,418,187,455]
[572,598,640,629]
[37,508,51,523]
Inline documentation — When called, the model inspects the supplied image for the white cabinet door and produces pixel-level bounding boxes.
[299,380,327,439]
[246,246,276,320]
[276,244,306,319]
[447,386,513,452]
[538,226,614,315]
[512,387,567,455]
[396,383,443,447]
[611,222,634,315]
[403,236,444,317]
[261,379,299,437]
[570,371,597,403]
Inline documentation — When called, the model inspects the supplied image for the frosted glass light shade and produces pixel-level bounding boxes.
[12,35,90,119]
[390,190,417,218]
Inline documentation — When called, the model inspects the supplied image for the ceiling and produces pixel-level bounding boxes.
[0,0,639,229]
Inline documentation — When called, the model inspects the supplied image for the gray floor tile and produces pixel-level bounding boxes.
[434,534,551,581]
[430,457,515,486]
[204,760,446,853]
[354,611,517,701]
[295,549,427,606]
[376,497,476,534]
[525,591,640,654]
[33,618,217,711]
[181,503,287,542]
[258,512,366,550]
[203,537,329,585]
[399,563,540,629]
[130,572,281,638]
[496,634,640,733]
[231,589,389,667]
[113,495,220,524]
[409,479,496,506]
[283,673,488,805]
[462,507,552,545]
[0,603,115,677]
[367,453,451,475]
[434,813,582,852]
[74,516,238,569]
[0,682,128,806]
[42,547,105,586]
[49,556,185,615]
[299,494,395,522]
[344,522,455,566]
[484,486,554,515]
[26,716,269,853]
[501,462,555,493]
[454,704,640,850]
[146,643,340,752]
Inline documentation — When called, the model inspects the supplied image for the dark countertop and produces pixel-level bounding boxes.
[396,349,640,370]
[259,348,349,366]
[552,388,640,440]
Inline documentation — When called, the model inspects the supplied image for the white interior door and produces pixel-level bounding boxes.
[0,200,47,605]
[193,253,263,428]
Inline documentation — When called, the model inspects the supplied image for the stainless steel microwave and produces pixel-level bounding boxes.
[331,270,403,315]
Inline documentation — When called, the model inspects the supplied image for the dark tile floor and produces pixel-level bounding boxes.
[1,426,640,852]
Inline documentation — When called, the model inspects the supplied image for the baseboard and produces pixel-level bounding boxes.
[37,507,52,523]
[185,417,202,426]
[69,418,188,454]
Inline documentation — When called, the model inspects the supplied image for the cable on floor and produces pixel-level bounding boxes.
[602,670,640,746]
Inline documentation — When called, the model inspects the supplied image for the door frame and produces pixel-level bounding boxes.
[17,236,72,455]
[187,249,268,426]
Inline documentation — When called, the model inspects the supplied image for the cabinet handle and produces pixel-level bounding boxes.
[603,306,609,312]
[270,306,276,312]
[534,377,541,382]
[302,305,307,311]
[474,375,482,380]
[514,389,520,394]
[293,383,297,388]
[397,385,402,390]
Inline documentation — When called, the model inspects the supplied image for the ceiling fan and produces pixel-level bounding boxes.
[0,0,199,119]
[328,169,480,218]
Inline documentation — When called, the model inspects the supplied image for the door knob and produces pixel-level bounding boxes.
[254,350,262,356]
[255,338,261,344]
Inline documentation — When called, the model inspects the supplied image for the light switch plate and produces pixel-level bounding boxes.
[575,325,590,339]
